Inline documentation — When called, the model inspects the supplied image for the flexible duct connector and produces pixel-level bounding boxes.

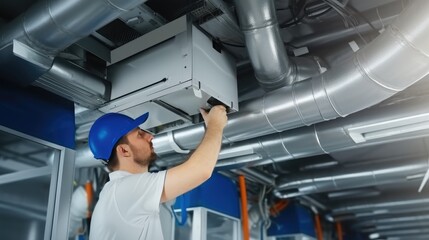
[153,0,429,157]
[0,0,146,55]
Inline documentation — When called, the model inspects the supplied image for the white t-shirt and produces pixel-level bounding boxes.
[89,170,167,240]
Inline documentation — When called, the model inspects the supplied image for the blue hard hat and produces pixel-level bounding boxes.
[88,112,149,161]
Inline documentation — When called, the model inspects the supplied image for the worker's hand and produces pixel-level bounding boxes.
[199,105,228,131]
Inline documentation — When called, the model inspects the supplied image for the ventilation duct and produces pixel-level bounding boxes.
[153,0,429,157]
[332,196,429,216]
[234,0,293,90]
[0,0,146,105]
[274,158,427,198]
[354,213,429,227]
[0,0,148,55]
[34,58,110,109]
[155,93,429,170]
[361,222,429,233]
[334,206,429,222]
[374,229,429,238]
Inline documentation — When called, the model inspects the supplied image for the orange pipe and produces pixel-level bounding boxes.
[270,199,289,216]
[85,181,94,218]
[314,214,323,240]
[336,221,343,240]
[238,175,250,240]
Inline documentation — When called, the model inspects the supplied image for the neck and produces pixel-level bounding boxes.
[116,159,149,174]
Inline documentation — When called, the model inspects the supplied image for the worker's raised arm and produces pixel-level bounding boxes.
[161,105,227,203]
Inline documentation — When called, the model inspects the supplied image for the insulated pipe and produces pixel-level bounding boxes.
[234,0,292,90]
[153,0,429,157]
[0,0,147,55]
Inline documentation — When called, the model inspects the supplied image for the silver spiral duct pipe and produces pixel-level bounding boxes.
[234,0,292,90]
[273,158,428,198]
[332,196,429,215]
[361,222,429,233]
[153,0,429,157]
[335,205,429,222]
[155,93,429,169]
[376,229,429,238]
[0,0,145,105]
[78,89,429,173]
[353,213,429,228]
[0,0,147,55]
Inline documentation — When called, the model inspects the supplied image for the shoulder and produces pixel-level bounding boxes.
[119,170,167,185]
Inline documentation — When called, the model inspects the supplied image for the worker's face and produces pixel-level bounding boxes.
[126,128,157,167]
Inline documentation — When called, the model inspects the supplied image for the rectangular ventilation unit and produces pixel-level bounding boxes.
[99,15,237,131]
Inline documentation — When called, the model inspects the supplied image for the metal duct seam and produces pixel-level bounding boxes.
[314,125,329,154]
[262,94,282,132]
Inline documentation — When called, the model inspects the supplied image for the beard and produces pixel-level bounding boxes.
[128,140,158,167]
[133,151,157,167]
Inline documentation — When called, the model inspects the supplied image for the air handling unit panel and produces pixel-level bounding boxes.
[100,16,237,130]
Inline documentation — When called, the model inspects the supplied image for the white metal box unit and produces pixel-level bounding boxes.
[100,16,238,131]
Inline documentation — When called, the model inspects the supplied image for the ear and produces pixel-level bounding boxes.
[116,143,131,158]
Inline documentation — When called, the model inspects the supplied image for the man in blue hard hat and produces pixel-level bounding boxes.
[87,106,227,240]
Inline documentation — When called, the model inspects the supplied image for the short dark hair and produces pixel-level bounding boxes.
[106,136,129,171]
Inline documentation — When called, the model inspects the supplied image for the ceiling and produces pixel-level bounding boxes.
[2,0,429,239]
